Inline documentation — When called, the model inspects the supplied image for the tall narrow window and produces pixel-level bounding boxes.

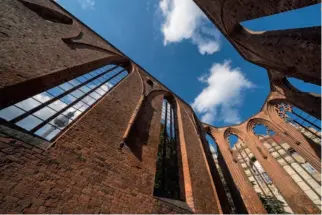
[207,134,236,213]
[0,64,128,141]
[253,124,321,211]
[154,98,181,200]
[228,134,292,214]
[275,102,321,144]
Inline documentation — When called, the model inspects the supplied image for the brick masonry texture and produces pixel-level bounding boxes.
[178,101,222,213]
[0,0,122,88]
[0,0,321,214]
[194,0,321,85]
[0,70,202,213]
[0,0,126,108]
[0,1,223,213]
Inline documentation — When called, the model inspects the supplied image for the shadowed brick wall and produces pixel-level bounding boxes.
[0,0,222,213]
[1,0,320,214]
[193,0,321,85]
[177,101,222,213]
[0,0,127,108]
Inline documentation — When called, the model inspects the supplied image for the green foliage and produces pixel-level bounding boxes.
[259,194,288,214]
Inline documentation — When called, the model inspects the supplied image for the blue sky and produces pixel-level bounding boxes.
[56,0,321,127]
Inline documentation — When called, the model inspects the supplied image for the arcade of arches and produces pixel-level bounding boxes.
[0,0,320,214]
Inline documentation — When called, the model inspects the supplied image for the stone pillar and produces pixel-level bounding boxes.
[244,126,320,214]
[267,104,321,170]
[177,102,222,214]
[193,0,321,85]
[199,126,233,214]
[210,128,266,214]
[0,0,129,108]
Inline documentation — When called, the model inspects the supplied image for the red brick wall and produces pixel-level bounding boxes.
[211,129,267,214]
[178,102,222,213]
[216,148,248,213]
[0,0,123,87]
[193,118,231,213]
[0,71,151,213]
[152,198,192,214]
[0,0,127,108]
[0,81,221,213]
[193,0,321,85]
[125,90,164,195]
[246,131,320,214]
[0,1,226,213]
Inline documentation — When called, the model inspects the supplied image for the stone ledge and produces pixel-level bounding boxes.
[0,122,52,150]
[154,196,193,213]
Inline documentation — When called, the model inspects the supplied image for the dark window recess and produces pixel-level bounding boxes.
[19,0,73,24]
[147,79,154,88]
[206,134,237,214]
[154,98,180,200]
[0,64,128,141]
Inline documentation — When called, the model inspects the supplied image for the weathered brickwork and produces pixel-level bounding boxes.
[0,0,126,108]
[178,101,222,213]
[0,0,321,214]
[211,128,267,214]
[194,0,321,85]
[151,198,192,214]
[206,88,321,213]
[196,123,233,214]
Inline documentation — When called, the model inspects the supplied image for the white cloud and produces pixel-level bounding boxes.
[77,0,95,10]
[159,0,220,55]
[192,60,255,125]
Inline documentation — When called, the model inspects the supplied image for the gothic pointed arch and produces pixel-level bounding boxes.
[225,127,294,213]
[249,120,321,210]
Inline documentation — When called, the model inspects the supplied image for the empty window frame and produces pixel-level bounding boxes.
[253,124,321,210]
[154,98,181,200]
[207,134,237,213]
[275,102,321,144]
[228,134,292,214]
[0,64,128,141]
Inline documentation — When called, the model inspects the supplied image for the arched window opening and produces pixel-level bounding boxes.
[253,124,321,210]
[19,0,73,25]
[287,77,321,95]
[0,64,128,141]
[228,134,292,214]
[206,134,236,214]
[228,134,238,148]
[274,103,321,144]
[154,98,181,200]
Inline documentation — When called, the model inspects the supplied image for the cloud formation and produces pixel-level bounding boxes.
[159,0,220,55]
[192,60,255,125]
[77,0,95,10]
